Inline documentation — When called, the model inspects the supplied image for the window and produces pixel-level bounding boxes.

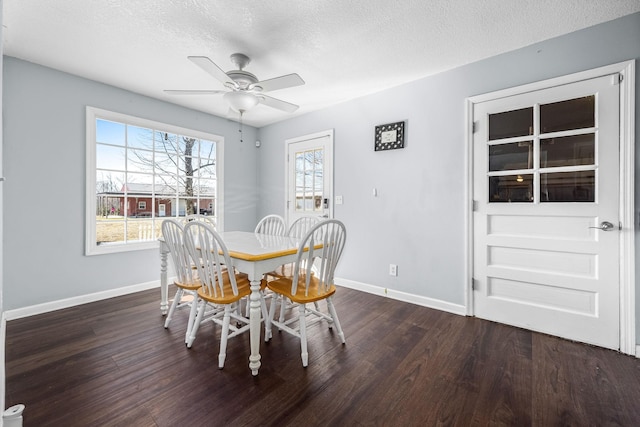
[86,107,224,255]
[487,96,596,203]
[294,148,324,212]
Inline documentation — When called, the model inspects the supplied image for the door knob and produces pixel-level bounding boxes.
[589,221,615,231]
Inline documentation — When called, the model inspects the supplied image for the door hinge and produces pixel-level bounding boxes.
[472,121,478,133]
[471,279,476,290]
[612,73,623,85]
[472,200,479,211]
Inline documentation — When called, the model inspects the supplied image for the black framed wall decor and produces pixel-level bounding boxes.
[374,121,405,151]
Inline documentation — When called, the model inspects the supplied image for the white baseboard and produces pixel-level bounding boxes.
[335,277,467,316]
[5,277,467,322]
[4,280,161,321]
[636,345,640,358]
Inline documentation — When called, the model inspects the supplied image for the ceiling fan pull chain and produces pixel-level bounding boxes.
[239,111,244,143]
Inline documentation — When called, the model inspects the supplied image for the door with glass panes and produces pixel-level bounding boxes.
[286,130,334,225]
[472,74,620,350]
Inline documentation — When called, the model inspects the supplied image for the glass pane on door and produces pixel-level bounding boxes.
[489,175,533,203]
[540,134,594,168]
[489,107,533,140]
[540,171,595,202]
[540,96,594,133]
[489,141,533,171]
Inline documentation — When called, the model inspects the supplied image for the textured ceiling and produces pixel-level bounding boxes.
[4,1,640,127]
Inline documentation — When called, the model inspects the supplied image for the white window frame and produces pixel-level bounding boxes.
[138,201,146,210]
[85,106,225,255]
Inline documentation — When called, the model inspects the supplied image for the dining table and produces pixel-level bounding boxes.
[159,230,302,376]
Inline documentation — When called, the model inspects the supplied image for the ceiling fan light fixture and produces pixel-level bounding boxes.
[224,91,259,113]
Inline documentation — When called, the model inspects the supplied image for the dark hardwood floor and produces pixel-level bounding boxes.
[6,286,640,426]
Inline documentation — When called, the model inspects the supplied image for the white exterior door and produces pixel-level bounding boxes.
[286,130,334,224]
[472,74,621,349]
[158,203,166,217]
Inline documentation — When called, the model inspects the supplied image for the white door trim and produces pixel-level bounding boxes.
[284,129,334,224]
[464,60,636,355]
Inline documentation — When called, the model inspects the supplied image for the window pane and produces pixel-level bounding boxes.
[540,134,595,168]
[128,218,159,241]
[155,175,177,197]
[315,149,323,171]
[97,120,125,146]
[197,157,216,179]
[96,171,124,194]
[127,148,154,174]
[489,175,533,203]
[96,220,125,245]
[127,125,153,150]
[156,196,174,216]
[314,195,323,211]
[180,198,198,216]
[96,144,125,170]
[489,107,533,140]
[489,141,532,171]
[541,171,594,202]
[155,152,177,175]
[199,139,216,159]
[156,132,178,153]
[195,179,216,197]
[540,96,594,133]
[179,136,198,156]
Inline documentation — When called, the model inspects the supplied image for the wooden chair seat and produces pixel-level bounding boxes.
[174,279,201,291]
[267,276,335,304]
[197,272,265,305]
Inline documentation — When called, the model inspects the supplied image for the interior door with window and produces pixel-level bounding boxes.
[286,130,334,225]
[472,74,620,350]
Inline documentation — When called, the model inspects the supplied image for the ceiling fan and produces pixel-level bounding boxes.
[165,53,305,115]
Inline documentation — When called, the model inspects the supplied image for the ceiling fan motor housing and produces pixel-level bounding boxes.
[226,70,259,90]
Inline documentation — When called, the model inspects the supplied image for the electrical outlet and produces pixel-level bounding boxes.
[389,264,398,276]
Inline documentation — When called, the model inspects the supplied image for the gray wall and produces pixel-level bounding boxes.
[257,13,640,325]
[2,57,259,310]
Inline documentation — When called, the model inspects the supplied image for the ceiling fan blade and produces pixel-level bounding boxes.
[252,73,305,93]
[164,89,226,95]
[259,94,299,113]
[188,56,238,89]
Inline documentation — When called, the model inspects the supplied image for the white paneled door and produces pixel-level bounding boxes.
[286,130,334,225]
[472,73,621,349]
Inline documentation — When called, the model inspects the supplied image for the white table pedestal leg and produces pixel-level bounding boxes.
[159,241,169,315]
[248,279,262,375]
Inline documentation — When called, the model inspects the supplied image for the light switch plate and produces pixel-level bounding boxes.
[335,195,343,205]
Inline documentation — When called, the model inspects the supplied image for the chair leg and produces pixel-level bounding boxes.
[279,297,288,323]
[326,297,345,344]
[298,304,309,367]
[185,291,198,344]
[186,300,206,348]
[261,294,271,341]
[266,294,278,340]
[164,288,184,328]
[219,306,232,369]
